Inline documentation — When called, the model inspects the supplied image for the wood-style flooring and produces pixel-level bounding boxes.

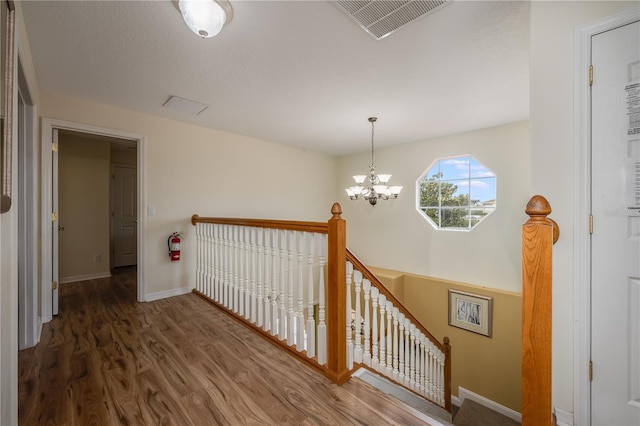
[18,267,438,425]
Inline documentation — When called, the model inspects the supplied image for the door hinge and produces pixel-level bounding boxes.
[52,281,58,290]
[589,65,593,86]
[589,359,593,381]
[51,212,58,222]
[52,142,58,152]
[589,214,593,234]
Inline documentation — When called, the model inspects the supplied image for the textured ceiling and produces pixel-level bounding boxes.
[20,0,529,156]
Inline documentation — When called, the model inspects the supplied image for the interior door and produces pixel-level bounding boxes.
[591,19,640,425]
[112,164,137,267]
[52,128,59,315]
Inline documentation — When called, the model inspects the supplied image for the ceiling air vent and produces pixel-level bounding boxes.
[332,0,453,40]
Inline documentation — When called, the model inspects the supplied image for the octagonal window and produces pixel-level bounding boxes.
[417,156,496,230]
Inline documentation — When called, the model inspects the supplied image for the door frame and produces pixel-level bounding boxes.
[41,118,146,323]
[573,6,640,425]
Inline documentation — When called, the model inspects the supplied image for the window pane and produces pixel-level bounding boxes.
[418,179,441,207]
[420,208,440,227]
[440,180,469,206]
[440,157,470,180]
[441,208,469,228]
[470,177,497,205]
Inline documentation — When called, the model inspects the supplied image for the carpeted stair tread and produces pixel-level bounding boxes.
[453,399,520,426]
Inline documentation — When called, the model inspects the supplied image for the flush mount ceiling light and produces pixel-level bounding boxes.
[178,0,233,38]
[345,117,402,206]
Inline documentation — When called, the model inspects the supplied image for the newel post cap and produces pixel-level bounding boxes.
[331,202,343,219]
[525,195,551,219]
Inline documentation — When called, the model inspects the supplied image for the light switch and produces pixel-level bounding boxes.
[147,205,156,216]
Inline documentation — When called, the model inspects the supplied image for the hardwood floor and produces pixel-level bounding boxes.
[18,267,438,425]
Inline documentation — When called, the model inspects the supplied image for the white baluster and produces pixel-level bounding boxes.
[205,223,212,298]
[261,229,270,331]
[362,279,371,366]
[428,342,436,400]
[233,226,240,313]
[296,232,305,351]
[404,317,411,385]
[279,230,287,341]
[346,261,353,370]
[195,223,202,293]
[371,287,379,367]
[256,229,263,327]
[225,225,232,309]
[378,294,386,372]
[222,226,229,308]
[244,227,250,317]
[353,270,363,364]
[287,231,295,344]
[392,306,399,379]
[398,312,405,382]
[250,228,257,323]
[419,333,426,395]
[317,234,327,365]
[386,300,393,375]
[213,224,219,302]
[438,352,444,405]
[270,229,278,336]
[409,324,417,388]
[306,233,316,358]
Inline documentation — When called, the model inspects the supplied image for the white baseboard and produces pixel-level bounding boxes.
[554,407,573,426]
[458,387,521,423]
[60,271,111,284]
[145,286,192,302]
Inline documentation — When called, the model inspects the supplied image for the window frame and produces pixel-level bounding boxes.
[416,155,496,231]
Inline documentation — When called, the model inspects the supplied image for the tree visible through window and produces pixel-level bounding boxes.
[417,156,496,230]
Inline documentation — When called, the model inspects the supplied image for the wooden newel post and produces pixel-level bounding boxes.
[522,195,558,426]
[326,202,350,384]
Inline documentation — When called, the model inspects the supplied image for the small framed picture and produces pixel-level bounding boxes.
[448,289,493,337]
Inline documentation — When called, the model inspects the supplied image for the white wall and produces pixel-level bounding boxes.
[339,121,530,293]
[529,0,636,417]
[39,91,338,298]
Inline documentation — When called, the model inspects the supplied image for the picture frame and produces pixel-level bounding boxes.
[448,289,493,337]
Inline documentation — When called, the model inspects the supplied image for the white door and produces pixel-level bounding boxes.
[52,128,59,315]
[112,165,137,267]
[591,19,640,426]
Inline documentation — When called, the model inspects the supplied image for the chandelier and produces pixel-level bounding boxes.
[345,117,402,206]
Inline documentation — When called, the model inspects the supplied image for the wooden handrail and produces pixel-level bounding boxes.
[191,214,329,234]
[347,249,452,412]
[521,195,558,426]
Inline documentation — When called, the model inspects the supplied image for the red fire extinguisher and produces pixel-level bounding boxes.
[168,232,182,261]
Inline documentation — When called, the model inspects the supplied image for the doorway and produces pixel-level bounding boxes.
[41,118,146,324]
[56,130,138,282]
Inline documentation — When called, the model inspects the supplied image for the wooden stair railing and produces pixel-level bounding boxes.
[347,250,451,412]
[521,195,560,426]
[191,202,450,411]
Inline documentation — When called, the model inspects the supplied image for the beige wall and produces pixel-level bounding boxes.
[58,134,111,280]
[339,121,530,294]
[529,1,636,415]
[371,267,522,412]
[39,91,338,297]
